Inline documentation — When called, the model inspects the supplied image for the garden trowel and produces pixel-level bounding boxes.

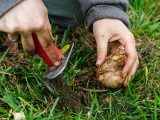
[32,33,83,113]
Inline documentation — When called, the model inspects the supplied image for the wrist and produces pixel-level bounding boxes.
[94,18,123,26]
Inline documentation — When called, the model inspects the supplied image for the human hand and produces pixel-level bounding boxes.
[0,0,60,65]
[93,19,139,86]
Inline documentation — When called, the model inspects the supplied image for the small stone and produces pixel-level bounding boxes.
[86,111,91,118]
[105,96,111,103]
[13,112,26,120]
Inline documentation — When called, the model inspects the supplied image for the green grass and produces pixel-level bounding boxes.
[0,0,160,119]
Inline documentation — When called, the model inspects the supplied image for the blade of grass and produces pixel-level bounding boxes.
[48,97,59,120]
[18,97,38,112]
[0,48,9,64]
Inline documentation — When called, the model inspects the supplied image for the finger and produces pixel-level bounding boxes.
[36,21,60,66]
[7,33,19,52]
[129,57,139,76]
[21,32,35,55]
[122,41,137,75]
[123,57,139,87]
[95,34,110,66]
[36,34,60,66]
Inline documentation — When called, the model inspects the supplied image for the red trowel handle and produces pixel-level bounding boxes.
[32,33,63,67]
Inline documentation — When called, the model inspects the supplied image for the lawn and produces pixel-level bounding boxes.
[0,0,160,119]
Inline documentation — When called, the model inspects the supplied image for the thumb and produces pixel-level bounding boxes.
[95,34,109,66]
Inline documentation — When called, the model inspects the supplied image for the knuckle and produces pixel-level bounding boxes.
[34,19,44,30]
[20,26,30,33]
[9,28,15,34]
[44,7,48,14]
[125,36,132,42]
[130,33,135,40]
[130,52,137,61]
[23,27,29,32]
[95,33,110,40]
[9,25,19,33]
[18,23,30,32]
[8,22,28,33]
[124,33,135,43]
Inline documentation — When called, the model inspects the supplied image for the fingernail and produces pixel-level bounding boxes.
[122,70,127,77]
[54,61,60,66]
[123,80,128,87]
[96,60,101,66]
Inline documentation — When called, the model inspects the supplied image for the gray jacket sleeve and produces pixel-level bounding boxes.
[0,0,23,18]
[78,0,129,31]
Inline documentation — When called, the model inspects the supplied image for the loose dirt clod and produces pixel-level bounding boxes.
[97,46,126,88]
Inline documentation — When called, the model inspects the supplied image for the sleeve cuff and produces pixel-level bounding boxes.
[86,5,130,32]
[0,0,23,18]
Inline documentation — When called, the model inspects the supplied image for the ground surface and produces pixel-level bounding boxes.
[0,0,160,119]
